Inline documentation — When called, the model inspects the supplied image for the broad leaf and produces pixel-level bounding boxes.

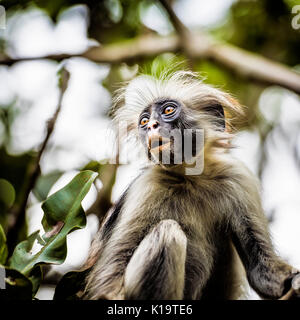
[9,170,97,277]
[0,148,35,204]
[33,171,63,202]
[0,267,32,301]
[8,231,42,295]
[54,268,91,300]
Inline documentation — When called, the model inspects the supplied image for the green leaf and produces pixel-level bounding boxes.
[53,268,91,300]
[8,231,42,295]
[81,160,103,173]
[0,178,15,209]
[9,231,39,272]
[28,265,42,296]
[0,267,33,301]
[0,224,8,265]
[9,170,97,277]
[0,148,35,203]
[33,171,63,202]
[5,231,42,297]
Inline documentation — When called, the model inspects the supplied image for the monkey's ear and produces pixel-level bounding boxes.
[203,104,225,131]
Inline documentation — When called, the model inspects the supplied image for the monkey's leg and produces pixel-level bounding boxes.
[124,219,187,300]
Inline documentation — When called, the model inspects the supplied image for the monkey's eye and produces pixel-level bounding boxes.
[163,105,175,115]
[140,117,149,127]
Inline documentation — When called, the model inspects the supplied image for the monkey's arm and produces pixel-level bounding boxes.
[230,196,299,299]
[83,188,130,299]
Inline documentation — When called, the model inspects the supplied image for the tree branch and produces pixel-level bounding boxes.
[158,0,300,94]
[158,0,196,70]
[159,0,190,39]
[0,36,179,66]
[6,67,70,254]
[0,33,300,94]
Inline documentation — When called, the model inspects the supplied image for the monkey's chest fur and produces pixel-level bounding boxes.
[106,167,244,299]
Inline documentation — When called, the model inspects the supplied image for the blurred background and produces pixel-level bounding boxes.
[0,0,299,299]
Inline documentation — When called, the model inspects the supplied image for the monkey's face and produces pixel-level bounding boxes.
[138,99,200,166]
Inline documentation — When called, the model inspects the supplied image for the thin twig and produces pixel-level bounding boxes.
[6,67,70,254]
[86,163,118,223]
[158,0,195,69]
[159,0,190,38]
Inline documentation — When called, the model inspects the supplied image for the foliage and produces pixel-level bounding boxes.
[0,170,97,300]
[0,148,36,230]
[0,0,299,300]
[224,0,300,66]
[53,268,91,300]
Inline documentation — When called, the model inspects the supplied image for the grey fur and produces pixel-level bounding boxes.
[83,70,298,300]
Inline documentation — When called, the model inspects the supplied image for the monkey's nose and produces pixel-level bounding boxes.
[147,120,159,131]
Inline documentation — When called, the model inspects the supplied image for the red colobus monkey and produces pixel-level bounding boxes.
[83,70,300,300]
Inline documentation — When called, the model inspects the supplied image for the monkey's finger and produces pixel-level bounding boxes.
[279,288,294,300]
[292,273,300,296]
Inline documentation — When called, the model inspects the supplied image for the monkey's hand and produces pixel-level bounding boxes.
[279,271,300,300]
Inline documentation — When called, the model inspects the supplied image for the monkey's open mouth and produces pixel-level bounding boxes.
[148,136,171,151]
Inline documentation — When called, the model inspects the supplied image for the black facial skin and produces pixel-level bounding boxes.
[138,99,199,165]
